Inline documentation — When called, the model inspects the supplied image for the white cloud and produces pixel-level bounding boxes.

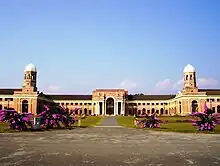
[47,85,60,92]
[118,79,137,90]
[154,77,218,93]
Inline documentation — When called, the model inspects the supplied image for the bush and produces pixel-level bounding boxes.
[189,106,220,131]
[135,113,164,128]
[0,109,34,130]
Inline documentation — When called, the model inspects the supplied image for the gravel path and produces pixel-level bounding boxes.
[0,127,220,166]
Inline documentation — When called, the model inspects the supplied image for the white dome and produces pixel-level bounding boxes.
[183,64,195,73]
[24,63,37,72]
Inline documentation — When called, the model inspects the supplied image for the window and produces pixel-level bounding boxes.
[61,103,64,105]
[70,103,73,105]
[75,103,78,105]
[5,98,13,101]
[147,103,150,105]
[94,103,96,105]
[152,103,154,105]
[165,110,168,114]
[156,103,159,105]
[0,98,2,101]
[80,103,82,105]
[88,103,92,105]
[160,103,163,105]
[66,103,69,105]
[156,110,159,114]
[147,110,150,114]
[142,103,145,105]
[84,103,87,105]
[206,99,209,102]
[217,99,220,102]
[138,103,141,105]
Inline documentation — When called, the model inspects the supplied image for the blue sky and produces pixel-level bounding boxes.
[0,0,219,94]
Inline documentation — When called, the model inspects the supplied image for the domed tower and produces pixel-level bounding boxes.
[182,64,198,93]
[22,63,38,92]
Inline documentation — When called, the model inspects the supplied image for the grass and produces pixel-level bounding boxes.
[0,116,104,133]
[116,116,220,134]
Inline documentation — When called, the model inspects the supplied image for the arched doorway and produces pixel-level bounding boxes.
[192,100,198,113]
[160,108,164,115]
[22,100,29,113]
[151,108,155,114]
[0,104,2,110]
[217,105,220,113]
[84,108,88,115]
[142,108,146,115]
[106,98,114,115]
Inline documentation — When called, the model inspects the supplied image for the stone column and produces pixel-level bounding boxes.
[102,101,105,115]
[96,102,99,115]
[114,102,118,115]
[121,101,124,115]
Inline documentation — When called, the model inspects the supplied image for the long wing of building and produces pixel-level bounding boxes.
[1,63,220,116]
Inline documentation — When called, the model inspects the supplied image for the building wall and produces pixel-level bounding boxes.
[1,94,220,116]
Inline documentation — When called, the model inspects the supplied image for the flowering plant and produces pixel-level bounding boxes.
[37,105,79,129]
[135,112,161,128]
[190,103,220,131]
[0,109,34,130]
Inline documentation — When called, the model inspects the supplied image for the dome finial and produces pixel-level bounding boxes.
[183,64,195,73]
[24,63,37,72]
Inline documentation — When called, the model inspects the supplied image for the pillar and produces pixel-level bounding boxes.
[102,101,105,115]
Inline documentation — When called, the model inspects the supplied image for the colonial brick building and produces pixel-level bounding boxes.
[0,63,220,116]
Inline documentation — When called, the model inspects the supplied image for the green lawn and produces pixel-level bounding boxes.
[116,116,220,134]
[0,116,104,133]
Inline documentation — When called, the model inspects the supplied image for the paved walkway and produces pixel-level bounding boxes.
[97,116,120,127]
[1,127,220,165]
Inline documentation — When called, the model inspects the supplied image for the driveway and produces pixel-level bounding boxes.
[0,126,220,166]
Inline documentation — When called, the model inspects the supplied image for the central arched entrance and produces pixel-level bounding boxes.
[22,100,29,113]
[106,98,114,115]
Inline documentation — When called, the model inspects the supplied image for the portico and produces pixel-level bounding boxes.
[92,89,127,116]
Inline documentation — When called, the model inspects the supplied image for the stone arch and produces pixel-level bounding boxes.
[84,108,88,115]
[151,108,155,114]
[106,97,114,115]
[217,105,220,113]
[22,100,29,113]
[160,108,164,115]
[142,108,146,114]
[191,100,198,113]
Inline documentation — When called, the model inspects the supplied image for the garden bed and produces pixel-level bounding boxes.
[0,116,104,133]
[116,116,220,134]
